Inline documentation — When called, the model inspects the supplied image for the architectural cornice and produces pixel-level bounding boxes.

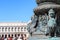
[0,22,27,26]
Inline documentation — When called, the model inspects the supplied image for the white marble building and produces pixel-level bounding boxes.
[0,22,29,38]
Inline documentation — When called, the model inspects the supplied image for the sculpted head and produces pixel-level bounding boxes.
[48,9,55,18]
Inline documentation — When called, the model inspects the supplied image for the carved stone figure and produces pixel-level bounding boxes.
[27,14,39,35]
[46,9,56,37]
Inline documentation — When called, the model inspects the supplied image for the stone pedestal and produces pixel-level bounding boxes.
[28,36,60,40]
[27,0,60,40]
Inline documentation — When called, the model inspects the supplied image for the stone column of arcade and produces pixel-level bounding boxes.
[28,0,60,40]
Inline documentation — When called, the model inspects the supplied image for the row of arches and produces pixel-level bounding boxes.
[0,26,27,32]
[0,34,27,38]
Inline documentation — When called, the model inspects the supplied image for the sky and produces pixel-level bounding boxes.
[0,0,37,22]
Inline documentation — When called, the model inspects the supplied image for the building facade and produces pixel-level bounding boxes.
[0,22,29,38]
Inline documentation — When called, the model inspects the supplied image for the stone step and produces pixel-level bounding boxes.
[28,34,60,40]
[32,34,49,39]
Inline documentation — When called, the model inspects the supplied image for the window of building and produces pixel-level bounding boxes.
[15,27,16,32]
[21,27,23,31]
[5,27,7,32]
[0,27,1,32]
[2,27,4,32]
[12,27,13,31]
[24,27,26,31]
[8,27,10,31]
[18,27,20,31]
